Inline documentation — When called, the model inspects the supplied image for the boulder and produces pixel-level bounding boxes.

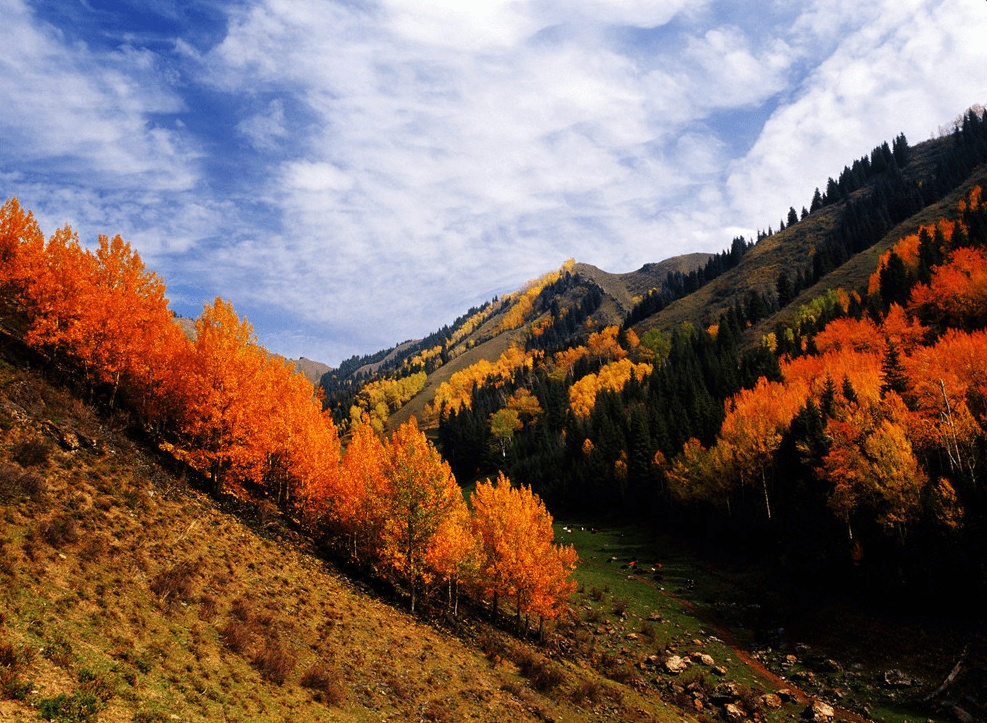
[802,700,835,722]
[724,703,746,722]
[761,693,783,710]
[883,669,913,688]
[664,655,689,674]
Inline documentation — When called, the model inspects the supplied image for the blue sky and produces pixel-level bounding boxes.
[1,0,985,366]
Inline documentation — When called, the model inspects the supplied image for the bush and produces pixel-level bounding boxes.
[252,641,295,685]
[11,437,52,468]
[37,690,102,722]
[572,679,602,705]
[39,515,79,547]
[513,648,565,693]
[149,560,199,609]
[300,662,346,705]
[0,462,46,504]
[219,618,256,655]
[611,597,629,616]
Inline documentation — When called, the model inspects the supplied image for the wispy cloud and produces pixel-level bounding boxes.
[1,0,984,364]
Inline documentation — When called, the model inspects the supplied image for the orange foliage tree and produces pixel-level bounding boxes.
[381,418,464,613]
[470,472,576,626]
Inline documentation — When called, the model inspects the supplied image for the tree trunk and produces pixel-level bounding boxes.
[761,468,772,520]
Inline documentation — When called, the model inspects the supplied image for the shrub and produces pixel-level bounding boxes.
[11,437,52,468]
[149,560,199,609]
[0,462,46,504]
[300,662,346,705]
[572,679,602,705]
[219,618,256,655]
[37,690,102,722]
[43,630,74,668]
[611,597,629,616]
[589,586,605,602]
[39,515,79,547]
[252,641,295,685]
[514,648,565,693]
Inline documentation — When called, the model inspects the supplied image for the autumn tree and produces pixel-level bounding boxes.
[173,298,272,494]
[336,416,389,561]
[470,472,576,627]
[381,417,463,613]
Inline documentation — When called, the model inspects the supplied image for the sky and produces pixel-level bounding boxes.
[1,0,985,366]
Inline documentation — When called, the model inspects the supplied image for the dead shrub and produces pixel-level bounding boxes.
[220,618,257,655]
[252,640,295,685]
[11,437,52,468]
[611,597,629,616]
[572,679,602,705]
[514,648,565,693]
[39,515,79,547]
[300,662,345,705]
[0,462,46,504]
[230,597,253,621]
[79,535,107,563]
[0,640,17,668]
[149,560,199,609]
[198,593,217,621]
[43,630,74,668]
[589,586,605,602]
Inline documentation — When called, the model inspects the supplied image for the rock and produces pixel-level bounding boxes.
[823,658,843,672]
[761,693,783,710]
[696,653,715,666]
[724,702,746,722]
[784,653,798,667]
[802,700,835,722]
[712,666,728,676]
[713,682,740,701]
[625,633,639,641]
[776,688,795,702]
[664,655,689,674]
[883,669,913,688]
[952,706,975,723]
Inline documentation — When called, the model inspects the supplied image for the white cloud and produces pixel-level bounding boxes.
[726,0,987,228]
[0,0,198,192]
[3,0,984,365]
[236,99,288,150]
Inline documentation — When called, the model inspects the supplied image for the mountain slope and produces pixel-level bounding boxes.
[0,342,691,722]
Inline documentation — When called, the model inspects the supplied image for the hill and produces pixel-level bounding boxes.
[0,342,695,722]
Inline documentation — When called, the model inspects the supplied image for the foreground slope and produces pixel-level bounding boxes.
[0,343,692,722]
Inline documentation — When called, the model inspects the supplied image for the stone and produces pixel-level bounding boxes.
[952,706,975,723]
[883,669,913,688]
[802,700,835,722]
[664,655,689,674]
[776,688,795,702]
[761,693,783,710]
[713,682,740,701]
[724,703,746,722]
[713,666,728,676]
[697,653,715,666]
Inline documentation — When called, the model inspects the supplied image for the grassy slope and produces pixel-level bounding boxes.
[0,350,695,722]
[635,135,981,339]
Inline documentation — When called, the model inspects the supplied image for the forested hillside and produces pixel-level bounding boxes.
[390,107,987,614]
